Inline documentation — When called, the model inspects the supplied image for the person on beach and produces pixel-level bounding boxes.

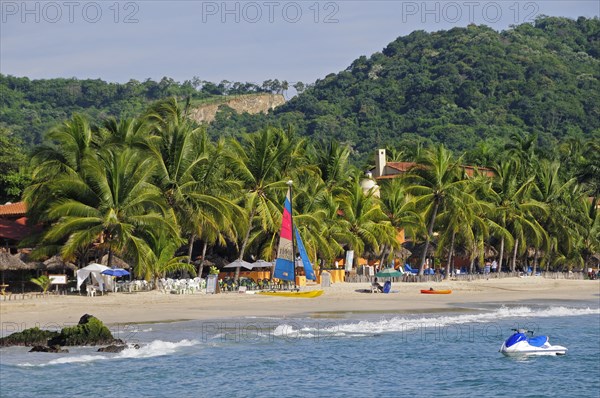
[491,259,498,273]
[484,260,491,279]
[372,278,383,292]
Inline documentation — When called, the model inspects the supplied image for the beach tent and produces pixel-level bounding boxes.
[76,263,112,291]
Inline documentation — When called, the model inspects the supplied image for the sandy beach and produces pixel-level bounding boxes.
[1,277,598,330]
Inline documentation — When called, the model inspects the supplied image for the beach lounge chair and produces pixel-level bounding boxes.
[404,264,419,275]
[371,281,383,293]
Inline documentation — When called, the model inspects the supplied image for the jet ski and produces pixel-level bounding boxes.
[500,329,567,356]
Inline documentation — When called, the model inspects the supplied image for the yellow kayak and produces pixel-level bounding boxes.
[257,290,324,298]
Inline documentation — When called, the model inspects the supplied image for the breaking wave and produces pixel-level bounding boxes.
[278,306,599,338]
[17,339,199,367]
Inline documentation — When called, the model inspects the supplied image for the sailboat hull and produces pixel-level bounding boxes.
[258,290,324,298]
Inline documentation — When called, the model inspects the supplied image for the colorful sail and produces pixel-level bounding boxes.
[295,227,316,281]
[273,187,295,281]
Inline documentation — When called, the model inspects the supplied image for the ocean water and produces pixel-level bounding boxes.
[1,303,599,398]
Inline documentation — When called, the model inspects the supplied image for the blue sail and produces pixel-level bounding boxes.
[274,258,295,282]
[295,227,317,281]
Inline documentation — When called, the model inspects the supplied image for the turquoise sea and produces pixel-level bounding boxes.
[1,302,599,398]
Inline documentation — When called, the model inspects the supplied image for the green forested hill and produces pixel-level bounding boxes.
[206,17,600,157]
[1,16,599,156]
[0,75,280,145]
[259,16,599,155]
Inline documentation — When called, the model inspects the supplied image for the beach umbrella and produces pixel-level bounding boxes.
[101,268,130,277]
[375,268,402,278]
[251,259,274,269]
[223,259,253,270]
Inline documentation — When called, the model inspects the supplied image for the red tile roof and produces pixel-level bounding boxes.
[374,163,495,178]
[0,202,27,217]
[386,162,418,172]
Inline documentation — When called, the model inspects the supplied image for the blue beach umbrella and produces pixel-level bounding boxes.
[101,268,130,277]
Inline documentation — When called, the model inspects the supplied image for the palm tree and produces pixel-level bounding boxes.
[189,138,243,277]
[435,177,487,278]
[378,179,423,268]
[335,172,396,269]
[99,117,150,150]
[24,114,98,225]
[138,231,196,289]
[309,140,353,192]
[143,98,239,271]
[226,127,306,280]
[403,145,466,275]
[40,147,178,271]
[534,160,591,271]
[490,159,547,273]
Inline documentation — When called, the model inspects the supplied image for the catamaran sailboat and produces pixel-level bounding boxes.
[258,181,324,298]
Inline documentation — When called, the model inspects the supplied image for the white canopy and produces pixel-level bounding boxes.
[76,263,113,291]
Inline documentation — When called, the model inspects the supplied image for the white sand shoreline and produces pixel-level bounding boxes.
[1,278,598,331]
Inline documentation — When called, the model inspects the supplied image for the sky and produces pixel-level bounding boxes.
[1,1,598,85]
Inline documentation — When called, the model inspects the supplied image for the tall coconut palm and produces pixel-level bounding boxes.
[534,160,591,271]
[378,179,423,267]
[435,175,496,278]
[226,127,306,280]
[309,140,353,192]
[335,172,396,268]
[490,159,547,273]
[40,147,177,271]
[24,114,98,225]
[403,145,466,275]
[99,117,150,150]
[143,98,238,269]
[189,138,243,277]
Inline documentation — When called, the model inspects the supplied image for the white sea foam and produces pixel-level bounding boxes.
[273,324,300,338]
[297,306,600,337]
[17,339,199,367]
[115,339,198,359]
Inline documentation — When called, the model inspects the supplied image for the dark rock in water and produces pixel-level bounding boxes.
[29,345,69,353]
[79,314,94,324]
[98,343,139,353]
[0,327,60,347]
[0,314,121,347]
[49,314,119,346]
[98,345,125,353]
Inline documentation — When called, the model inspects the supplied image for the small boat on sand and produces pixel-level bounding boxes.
[263,181,323,299]
[420,289,452,294]
[258,290,324,298]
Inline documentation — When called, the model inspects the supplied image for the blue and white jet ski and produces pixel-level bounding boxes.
[500,329,567,356]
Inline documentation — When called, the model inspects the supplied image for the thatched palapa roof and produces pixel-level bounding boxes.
[42,255,77,271]
[0,252,37,270]
[100,254,130,269]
